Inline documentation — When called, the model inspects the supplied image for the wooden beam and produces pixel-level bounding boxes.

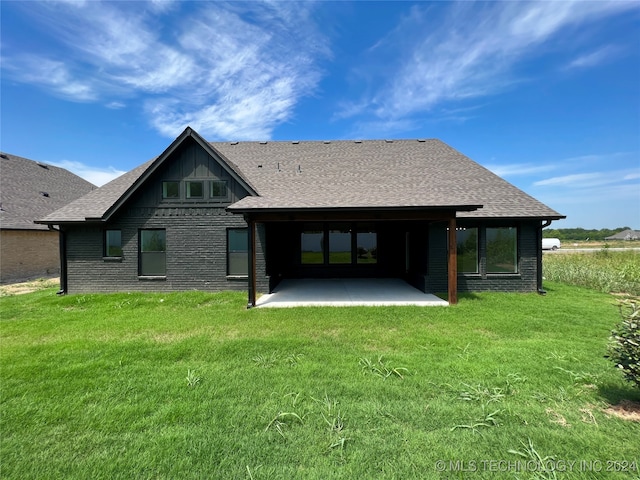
[448,217,458,305]
[247,218,257,308]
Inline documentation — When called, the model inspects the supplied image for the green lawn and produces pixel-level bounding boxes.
[1,283,639,479]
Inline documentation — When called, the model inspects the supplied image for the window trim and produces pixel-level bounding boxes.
[186,180,204,199]
[210,180,229,201]
[138,228,167,277]
[456,227,479,275]
[162,181,180,200]
[103,229,123,259]
[227,227,249,277]
[485,226,519,274]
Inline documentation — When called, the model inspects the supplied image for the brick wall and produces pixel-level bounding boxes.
[423,221,540,293]
[0,229,60,282]
[64,209,268,294]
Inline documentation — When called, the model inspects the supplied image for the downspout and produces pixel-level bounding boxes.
[537,220,552,295]
[48,225,67,295]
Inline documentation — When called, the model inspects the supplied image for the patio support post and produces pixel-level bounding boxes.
[246,217,257,309]
[448,216,458,305]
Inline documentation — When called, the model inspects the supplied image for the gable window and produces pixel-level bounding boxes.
[486,227,518,273]
[162,181,179,199]
[457,228,478,273]
[210,180,228,199]
[186,181,204,199]
[227,228,248,276]
[104,230,122,257]
[139,229,166,276]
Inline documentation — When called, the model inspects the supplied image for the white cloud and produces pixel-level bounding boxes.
[340,1,637,123]
[2,1,330,140]
[50,160,126,187]
[565,45,620,70]
[486,163,557,177]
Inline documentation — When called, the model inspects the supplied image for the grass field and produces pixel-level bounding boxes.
[1,281,639,479]
[543,250,640,296]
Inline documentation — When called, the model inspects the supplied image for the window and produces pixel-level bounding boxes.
[301,225,324,264]
[228,228,248,276]
[210,180,228,199]
[103,230,122,257]
[329,224,351,264]
[104,230,122,257]
[356,230,377,264]
[456,228,478,273]
[162,181,179,199]
[486,227,518,273]
[139,229,166,276]
[186,181,204,199]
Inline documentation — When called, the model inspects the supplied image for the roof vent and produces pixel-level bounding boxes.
[417,139,426,143]
[40,191,50,197]
[37,163,49,169]
[292,141,299,144]
[323,140,331,144]
[297,164,302,173]
[0,154,8,159]
[354,140,362,143]
[385,140,394,143]
[259,141,268,145]
[230,141,238,145]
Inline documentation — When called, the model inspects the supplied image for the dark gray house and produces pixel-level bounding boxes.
[37,128,564,305]
[0,152,95,282]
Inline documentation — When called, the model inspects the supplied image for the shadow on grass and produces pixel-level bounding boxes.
[598,381,640,405]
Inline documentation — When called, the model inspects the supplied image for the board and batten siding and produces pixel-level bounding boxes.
[62,138,269,294]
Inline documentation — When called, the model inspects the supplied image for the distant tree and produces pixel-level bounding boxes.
[542,227,629,241]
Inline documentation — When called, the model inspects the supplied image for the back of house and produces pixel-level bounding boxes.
[36,128,564,304]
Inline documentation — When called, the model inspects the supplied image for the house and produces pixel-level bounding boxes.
[605,229,640,241]
[37,128,564,305]
[0,152,96,283]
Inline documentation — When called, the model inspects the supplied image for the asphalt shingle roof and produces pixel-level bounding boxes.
[212,139,563,219]
[36,131,564,223]
[0,152,96,230]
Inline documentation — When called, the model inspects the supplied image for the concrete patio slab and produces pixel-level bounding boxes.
[255,278,448,307]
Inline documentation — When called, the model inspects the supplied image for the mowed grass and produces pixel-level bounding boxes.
[1,284,639,479]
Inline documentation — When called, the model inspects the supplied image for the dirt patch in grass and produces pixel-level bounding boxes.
[603,400,640,422]
[0,277,59,296]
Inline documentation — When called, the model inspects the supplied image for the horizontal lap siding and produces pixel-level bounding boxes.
[64,210,268,294]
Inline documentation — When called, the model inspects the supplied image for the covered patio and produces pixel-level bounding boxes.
[255,278,449,307]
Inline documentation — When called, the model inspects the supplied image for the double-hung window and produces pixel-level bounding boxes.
[227,228,248,276]
[139,229,166,276]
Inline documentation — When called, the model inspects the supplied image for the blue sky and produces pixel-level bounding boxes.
[1,1,639,229]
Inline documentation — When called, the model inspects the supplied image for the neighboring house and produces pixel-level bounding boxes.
[605,229,640,241]
[37,128,564,305]
[0,152,96,283]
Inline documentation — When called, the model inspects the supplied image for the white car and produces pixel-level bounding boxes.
[542,238,561,250]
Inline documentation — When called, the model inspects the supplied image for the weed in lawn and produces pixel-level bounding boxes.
[509,438,558,480]
[553,366,598,385]
[459,383,506,403]
[457,342,473,361]
[359,355,409,379]
[265,412,304,438]
[186,369,200,387]
[451,405,501,435]
[312,393,345,432]
[284,353,304,367]
[253,352,278,368]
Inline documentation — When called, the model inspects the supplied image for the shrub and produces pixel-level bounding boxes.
[607,300,640,389]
